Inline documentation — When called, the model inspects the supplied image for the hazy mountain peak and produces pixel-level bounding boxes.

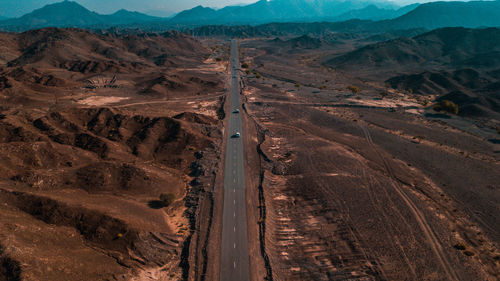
[0,0,159,31]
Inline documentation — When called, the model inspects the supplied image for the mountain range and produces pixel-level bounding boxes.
[0,0,500,32]
[0,1,160,31]
[171,0,404,24]
[333,4,419,21]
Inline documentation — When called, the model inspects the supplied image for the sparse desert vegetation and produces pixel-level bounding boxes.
[434,100,459,115]
[347,85,360,94]
[0,1,499,281]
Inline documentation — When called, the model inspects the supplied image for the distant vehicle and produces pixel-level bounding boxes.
[233,109,240,113]
[232,132,241,138]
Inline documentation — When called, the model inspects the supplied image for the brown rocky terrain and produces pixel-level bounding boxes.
[0,28,230,280]
[1,23,499,281]
[324,27,500,124]
[238,33,499,280]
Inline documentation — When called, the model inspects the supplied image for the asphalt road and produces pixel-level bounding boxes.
[219,40,250,281]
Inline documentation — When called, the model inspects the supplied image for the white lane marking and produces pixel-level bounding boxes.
[233,211,236,218]
[233,261,236,269]
[233,188,235,193]
[233,199,236,205]
[234,226,236,232]
[234,242,236,249]
[233,178,236,183]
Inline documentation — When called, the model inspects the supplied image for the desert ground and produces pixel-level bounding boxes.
[0,26,499,281]
[236,34,499,281]
[0,28,231,280]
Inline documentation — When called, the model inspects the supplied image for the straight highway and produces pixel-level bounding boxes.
[219,40,250,281]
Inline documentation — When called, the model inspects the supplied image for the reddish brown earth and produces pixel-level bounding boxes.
[239,37,499,281]
[1,26,500,281]
[0,28,231,281]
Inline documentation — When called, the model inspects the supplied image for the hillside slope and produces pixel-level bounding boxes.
[387,0,500,29]
[327,27,500,70]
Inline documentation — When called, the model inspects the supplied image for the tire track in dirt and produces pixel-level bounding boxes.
[359,123,460,281]
[360,170,418,279]
[304,147,388,280]
[295,120,421,278]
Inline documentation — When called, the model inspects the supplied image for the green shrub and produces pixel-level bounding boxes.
[347,85,360,94]
[437,100,459,115]
[159,193,176,207]
[241,62,249,68]
[215,57,222,62]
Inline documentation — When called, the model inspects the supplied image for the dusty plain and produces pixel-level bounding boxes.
[0,26,499,281]
[237,33,499,281]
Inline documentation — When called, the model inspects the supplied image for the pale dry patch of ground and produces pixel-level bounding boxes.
[193,100,219,118]
[78,96,130,106]
[182,60,227,74]
[344,96,422,110]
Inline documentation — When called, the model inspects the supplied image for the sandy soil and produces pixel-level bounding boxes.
[238,38,499,281]
[78,96,130,106]
[0,29,229,281]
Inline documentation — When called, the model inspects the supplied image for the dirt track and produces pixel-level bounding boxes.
[238,37,499,280]
[360,123,459,281]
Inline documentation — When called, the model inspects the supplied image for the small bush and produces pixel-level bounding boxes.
[295,83,301,88]
[159,193,176,207]
[437,100,459,115]
[255,72,262,79]
[347,85,360,94]
[245,69,250,75]
[215,57,222,62]
[241,62,249,68]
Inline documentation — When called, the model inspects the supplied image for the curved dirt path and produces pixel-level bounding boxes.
[359,123,460,281]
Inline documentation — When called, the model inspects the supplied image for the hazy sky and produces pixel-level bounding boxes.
[0,0,473,18]
[0,0,256,17]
